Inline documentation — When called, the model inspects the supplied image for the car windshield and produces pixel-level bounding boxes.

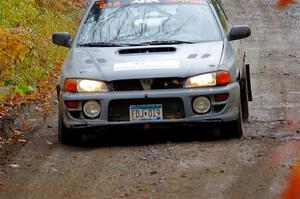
[77,0,221,46]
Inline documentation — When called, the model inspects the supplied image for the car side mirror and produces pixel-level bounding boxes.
[52,32,72,48]
[228,25,251,41]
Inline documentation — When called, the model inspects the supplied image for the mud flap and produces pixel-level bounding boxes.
[245,64,253,101]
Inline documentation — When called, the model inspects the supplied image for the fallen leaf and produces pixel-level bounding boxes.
[180,173,187,178]
[289,164,300,169]
[46,140,53,145]
[34,106,43,112]
[5,138,13,145]
[0,181,4,187]
[18,139,29,145]
[20,122,30,132]
[51,168,58,172]
[276,0,295,9]
[9,164,20,168]
[150,171,158,175]
[11,129,22,136]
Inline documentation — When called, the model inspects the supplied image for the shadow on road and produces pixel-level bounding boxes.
[69,125,233,148]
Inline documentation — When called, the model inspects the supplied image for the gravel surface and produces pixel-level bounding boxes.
[0,0,300,198]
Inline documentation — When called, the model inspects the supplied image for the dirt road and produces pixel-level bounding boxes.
[1,0,300,198]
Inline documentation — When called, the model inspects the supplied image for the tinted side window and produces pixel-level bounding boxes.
[212,0,228,32]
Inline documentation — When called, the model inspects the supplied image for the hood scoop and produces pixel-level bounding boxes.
[118,47,176,55]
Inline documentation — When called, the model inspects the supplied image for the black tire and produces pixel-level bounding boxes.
[58,113,80,144]
[240,79,249,122]
[222,107,244,138]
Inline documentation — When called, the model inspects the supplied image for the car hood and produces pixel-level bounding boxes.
[64,41,223,81]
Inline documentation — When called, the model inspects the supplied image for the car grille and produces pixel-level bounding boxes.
[108,98,185,122]
[110,78,184,91]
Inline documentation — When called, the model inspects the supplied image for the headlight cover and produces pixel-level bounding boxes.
[185,73,217,88]
[64,79,108,92]
[77,80,108,92]
[185,71,230,88]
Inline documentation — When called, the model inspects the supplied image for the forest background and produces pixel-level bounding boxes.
[0,0,85,118]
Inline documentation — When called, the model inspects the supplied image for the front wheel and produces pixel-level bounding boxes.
[222,107,244,138]
[58,113,80,144]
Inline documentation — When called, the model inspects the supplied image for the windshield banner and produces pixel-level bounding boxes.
[95,0,205,8]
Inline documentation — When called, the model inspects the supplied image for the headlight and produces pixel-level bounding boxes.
[185,73,216,88]
[77,80,108,92]
[64,79,108,92]
[185,71,230,88]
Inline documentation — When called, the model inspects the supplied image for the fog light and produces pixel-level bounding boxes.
[83,101,101,118]
[193,97,211,114]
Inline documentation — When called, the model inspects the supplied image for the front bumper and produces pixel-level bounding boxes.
[60,82,240,129]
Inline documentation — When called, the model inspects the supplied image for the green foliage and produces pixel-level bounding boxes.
[15,84,35,96]
[0,0,38,28]
[0,0,83,102]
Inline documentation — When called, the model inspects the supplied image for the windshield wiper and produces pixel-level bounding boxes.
[137,40,195,46]
[79,42,122,47]
[79,40,194,47]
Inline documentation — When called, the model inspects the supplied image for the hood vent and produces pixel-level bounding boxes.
[118,47,176,55]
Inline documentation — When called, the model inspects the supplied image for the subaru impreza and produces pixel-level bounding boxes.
[53,0,252,144]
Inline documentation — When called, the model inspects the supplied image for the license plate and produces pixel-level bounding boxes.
[129,104,163,121]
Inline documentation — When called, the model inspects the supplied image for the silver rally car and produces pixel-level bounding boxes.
[53,0,252,144]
